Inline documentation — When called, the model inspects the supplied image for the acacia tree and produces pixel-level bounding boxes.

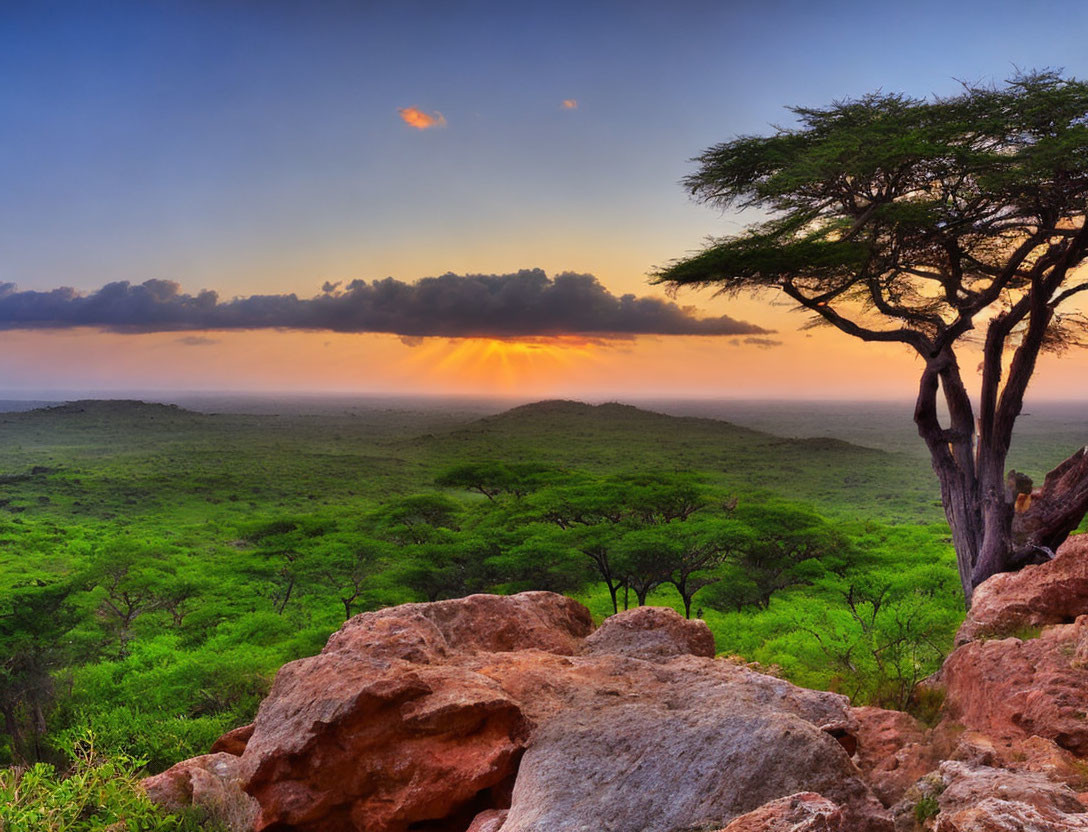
[616,520,733,617]
[531,472,712,612]
[654,72,1088,603]
[702,503,848,611]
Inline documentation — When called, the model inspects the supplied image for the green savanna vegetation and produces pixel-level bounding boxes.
[0,396,1083,829]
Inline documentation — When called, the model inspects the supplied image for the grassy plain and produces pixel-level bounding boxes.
[0,395,1083,788]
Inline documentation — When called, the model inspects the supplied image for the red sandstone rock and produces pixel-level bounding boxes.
[951,732,1088,791]
[939,616,1088,757]
[851,706,939,807]
[957,534,1088,645]
[241,658,528,832]
[935,798,1088,831]
[582,605,716,660]
[466,809,509,832]
[142,753,257,831]
[210,723,253,756]
[935,761,1086,816]
[325,590,594,659]
[716,792,846,831]
[896,761,1088,831]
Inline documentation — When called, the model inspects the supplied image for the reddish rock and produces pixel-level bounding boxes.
[951,732,1088,791]
[210,723,254,756]
[583,605,716,660]
[957,534,1088,645]
[939,616,1088,757]
[142,753,257,831]
[935,761,1086,816]
[716,792,845,831]
[466,650,861,741]
[325,591,594,659]
[241,659,528,832]
[935,798,1088,831]
[466,809,508,832]
[852,706,939,807]
[895,761,1088,831]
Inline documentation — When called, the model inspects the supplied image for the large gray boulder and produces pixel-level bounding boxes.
[500,700,889,832]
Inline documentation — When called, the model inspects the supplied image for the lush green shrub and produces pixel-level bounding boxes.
[0,736,225,831]
[51,709,233,775]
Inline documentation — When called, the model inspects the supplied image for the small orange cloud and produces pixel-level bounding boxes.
[398,107,446,129]
[561,99,578,110]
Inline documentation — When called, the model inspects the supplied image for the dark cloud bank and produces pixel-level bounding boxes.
[0,269,770,340]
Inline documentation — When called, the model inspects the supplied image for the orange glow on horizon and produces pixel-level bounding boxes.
[2,324,1088,402]
[402,336,602,393]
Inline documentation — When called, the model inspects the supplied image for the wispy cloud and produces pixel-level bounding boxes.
[0,270,771,341]
[561,99,578,110]
[397,107,446,129]
[175,335,219,346]
[743,337,783,349]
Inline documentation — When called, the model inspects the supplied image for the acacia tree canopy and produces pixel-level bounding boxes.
[654,71,1088,603]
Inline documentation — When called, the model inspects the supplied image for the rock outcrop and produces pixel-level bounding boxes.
[956,534,1088,645]
[716,792,846,831]
[940,616,1088,757]
[582,604,716,659]
[142,753,257,832]
[909,533,1088,830]
[242,660,528,831]
[893,761,1088,831]
[147,538,1088,832]
[210,723,253,756]
[499,701,884,832]
[148,598,889,831]
[851,706,940,807]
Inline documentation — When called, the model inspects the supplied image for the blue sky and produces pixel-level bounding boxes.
[7,0,1088,296]
[4,0,1088,395]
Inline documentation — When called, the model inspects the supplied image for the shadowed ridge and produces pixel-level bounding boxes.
[464,399,770,437]
[32,399,200,418]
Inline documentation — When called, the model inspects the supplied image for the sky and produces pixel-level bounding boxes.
[3,0,1088,399]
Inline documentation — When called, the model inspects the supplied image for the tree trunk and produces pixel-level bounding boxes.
[607,580,619,615]
[1010,447,1088,561]
[916,354,983,605]
[909,349,1088,605]
[928,443,1088,604]
[2,705,25,765]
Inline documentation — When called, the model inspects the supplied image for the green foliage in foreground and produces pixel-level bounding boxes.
[0,736,226,832]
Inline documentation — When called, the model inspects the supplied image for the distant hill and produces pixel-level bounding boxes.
[32,399,201,419]
[0,396,943,523]
[418,398,881,458]
[404,399,942,522]
[469,399,768,438]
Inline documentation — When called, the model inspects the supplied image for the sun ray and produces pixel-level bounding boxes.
[399,336,601,393]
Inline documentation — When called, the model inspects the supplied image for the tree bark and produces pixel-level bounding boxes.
[912,298,1088,605]
[1010,448,1088,562]
[915,353,982,604]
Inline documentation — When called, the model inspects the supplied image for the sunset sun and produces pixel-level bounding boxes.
[404,336,601,392]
